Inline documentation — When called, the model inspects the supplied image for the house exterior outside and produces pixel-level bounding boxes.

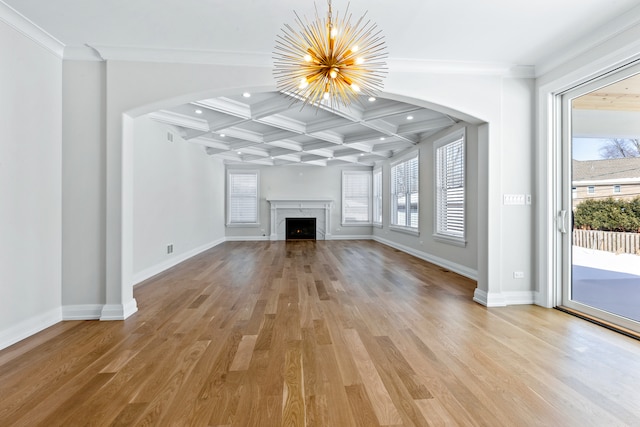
[572,158,640,209]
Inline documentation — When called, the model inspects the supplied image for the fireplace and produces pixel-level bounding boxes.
[267,199,332,241]
[286,218,317,240]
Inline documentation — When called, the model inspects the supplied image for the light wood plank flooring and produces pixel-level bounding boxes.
[2,240,640,426]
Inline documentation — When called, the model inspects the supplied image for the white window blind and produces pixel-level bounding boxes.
[373,169,382,225]
[228,171,258,224]
[391,155,419,229]
[436,136,465,239]
[342,171,372,224]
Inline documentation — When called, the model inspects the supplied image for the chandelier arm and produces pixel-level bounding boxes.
[273,1,387,109]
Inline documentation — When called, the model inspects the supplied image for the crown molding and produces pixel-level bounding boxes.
[86,44,535,77]
[87,44,273,67]
[535,4,640,77]
[387,58,536,78]
[63,45,104,61]
[0,0,64,57]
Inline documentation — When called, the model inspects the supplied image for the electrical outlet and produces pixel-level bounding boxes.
[167,244,174,254]
[513,271,524,279]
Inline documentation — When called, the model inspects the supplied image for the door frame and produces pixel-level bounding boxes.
[535,38,640,309]
[556,64,640,333]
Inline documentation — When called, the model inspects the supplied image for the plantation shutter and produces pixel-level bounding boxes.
[343,171,371,223]
[408,156,419,228]
[373,169,382,224]
[228,172,258,224]
[436,138,465,237]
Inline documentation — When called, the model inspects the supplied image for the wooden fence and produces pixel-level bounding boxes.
[573,229,640,255]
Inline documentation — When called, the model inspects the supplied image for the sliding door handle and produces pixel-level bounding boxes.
[559,210,568,234]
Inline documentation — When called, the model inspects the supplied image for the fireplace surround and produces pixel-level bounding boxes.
[267,199,333,241]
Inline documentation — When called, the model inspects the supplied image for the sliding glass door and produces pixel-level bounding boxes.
[561,66,640,333]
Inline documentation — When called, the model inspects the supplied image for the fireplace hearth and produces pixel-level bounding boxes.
[286,218,316,240]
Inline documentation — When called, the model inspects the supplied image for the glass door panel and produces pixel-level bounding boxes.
[562,70,640,333]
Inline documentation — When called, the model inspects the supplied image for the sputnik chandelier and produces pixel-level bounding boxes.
[273,0,388,109]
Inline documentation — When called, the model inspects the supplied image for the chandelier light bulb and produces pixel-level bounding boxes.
[273,0,388,109]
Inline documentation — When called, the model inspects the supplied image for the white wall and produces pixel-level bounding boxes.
[62,60,106,312]
[132,116,226,283]
[0,21,63,348]
[225,164,373,240]
[500,78,535,300]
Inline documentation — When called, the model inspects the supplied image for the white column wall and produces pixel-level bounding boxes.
[499,78,536,303]
[0,21,63,348]
[61,60,106,318]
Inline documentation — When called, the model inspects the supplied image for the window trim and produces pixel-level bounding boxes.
[372,168,383,227]
[341,170,373,226]
[226,169,260,227]
[433,128,466,247]
[390,150,420,235]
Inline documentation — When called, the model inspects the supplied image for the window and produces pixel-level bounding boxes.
[390,154,419,232]
[613,185,621,193]
[342,170,372,225]
[227,170,259,225]
[435,129,465,245]
[587,186,595,194]
[572,187,577,199]
[373,169,382,226]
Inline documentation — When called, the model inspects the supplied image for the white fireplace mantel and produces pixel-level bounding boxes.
[267,199,333,241]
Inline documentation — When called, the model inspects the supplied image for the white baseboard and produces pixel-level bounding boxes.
[225,236,270,242]
[372,236,478,281]
[62,304,103,320]
[473,288,506,307]
[502,291,536,305]
[132,237,226,285]
[100,298,138,321]
[0,308,62,351]
[473,289,535,307]
[330,235,374,241]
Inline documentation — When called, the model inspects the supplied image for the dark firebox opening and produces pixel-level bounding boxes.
[285,218,316,240]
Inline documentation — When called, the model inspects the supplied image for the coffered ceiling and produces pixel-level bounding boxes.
[150,92,456,166]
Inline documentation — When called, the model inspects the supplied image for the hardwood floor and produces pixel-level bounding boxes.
[2,240,640,426]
